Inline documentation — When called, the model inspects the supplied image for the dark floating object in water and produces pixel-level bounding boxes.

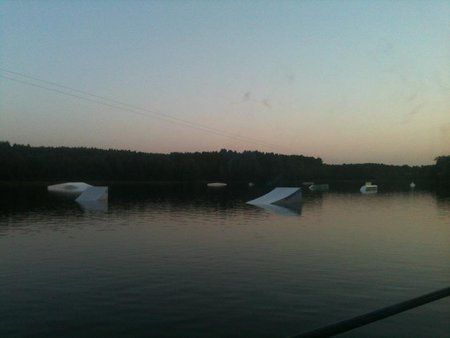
[308,183,329,192]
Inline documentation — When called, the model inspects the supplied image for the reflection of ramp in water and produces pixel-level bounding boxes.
[76,199,108,212]
[253,203,302,216]
[75,187,108,212]
[247,187,302,215]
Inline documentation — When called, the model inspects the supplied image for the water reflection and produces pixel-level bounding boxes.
[247,203,302,216]
[0,183,449,338]
[76,199,108,212]
[1,182,449,216]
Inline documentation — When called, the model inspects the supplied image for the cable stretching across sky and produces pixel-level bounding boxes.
[0,68,294,154]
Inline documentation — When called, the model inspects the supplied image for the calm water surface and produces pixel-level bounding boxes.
[1,184,449,338]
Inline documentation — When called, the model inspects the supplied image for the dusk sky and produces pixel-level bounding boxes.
[1,0,449,165]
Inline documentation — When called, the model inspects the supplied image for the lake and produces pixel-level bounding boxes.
[1,183,449,338]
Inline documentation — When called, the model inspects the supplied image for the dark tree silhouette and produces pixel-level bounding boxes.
[0,141,444,184]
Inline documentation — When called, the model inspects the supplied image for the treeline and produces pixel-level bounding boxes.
[0,142,321,182]
[435,156,450,181]
[323,163,434,181]
[0,142,448,183]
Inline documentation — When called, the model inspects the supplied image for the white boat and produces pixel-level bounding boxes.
[207,182,227,188]
[360,182,378,193]
[47,182,93,197]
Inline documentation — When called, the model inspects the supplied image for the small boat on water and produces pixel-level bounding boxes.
[360,181,377,193]
[207,182,227,188]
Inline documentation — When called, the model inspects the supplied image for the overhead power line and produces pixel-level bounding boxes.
[0,68,293,153]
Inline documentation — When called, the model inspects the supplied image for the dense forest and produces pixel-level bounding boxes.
[1,141,448,184]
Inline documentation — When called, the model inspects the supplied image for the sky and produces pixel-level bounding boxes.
[1,0,449,165]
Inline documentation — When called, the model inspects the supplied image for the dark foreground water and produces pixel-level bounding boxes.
[1,183,449,338]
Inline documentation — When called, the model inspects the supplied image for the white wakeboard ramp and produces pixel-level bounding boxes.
[48,182,108,202]
[247,187,302,207]
[76,186,108,202]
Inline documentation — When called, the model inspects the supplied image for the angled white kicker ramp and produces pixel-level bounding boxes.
[75,186,108,202]
[247,187,301,207]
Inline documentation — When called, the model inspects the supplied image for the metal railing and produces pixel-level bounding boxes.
[289,286,450,338]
